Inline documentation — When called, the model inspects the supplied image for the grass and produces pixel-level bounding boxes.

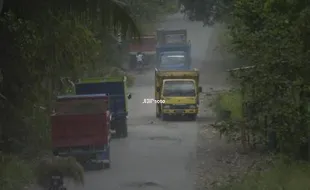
[139,22,157,35]
[0,155,34,190]
[216,160,310,190]
[138,3,179,35]
[0,154,84,190]
[210,89,310,190]
[104,67,135,87]
[211,90,243,120]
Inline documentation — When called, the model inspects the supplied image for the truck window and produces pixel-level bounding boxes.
[55,99,107,115]
[165,34,185,43]
[160,52,186,66]
[163,81,195,97]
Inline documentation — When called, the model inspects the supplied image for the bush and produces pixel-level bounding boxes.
[210,90,243,121]
[0,155,34,190]
[101,67,135,87]
[163,3,179,14]
[35,156,84,189]
[216,160,310,190]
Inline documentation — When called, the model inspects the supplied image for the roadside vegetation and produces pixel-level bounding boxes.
[0,0,175,189]
[181,0,310,189]
[217,160,310,190]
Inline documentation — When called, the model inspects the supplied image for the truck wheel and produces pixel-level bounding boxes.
[104,162,110,169]
[122,124,128,138]
[96,162,104,170]
[156,112,160,118]
[189,114,197,121]
[161,113,168,121]
[121,119,128,138]
[115,126,122,138]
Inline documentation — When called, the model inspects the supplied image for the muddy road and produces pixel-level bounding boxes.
[67,13,222,190]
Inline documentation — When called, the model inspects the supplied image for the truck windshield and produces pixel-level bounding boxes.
[163,81,195,97]
[160,52,186,66]
[165,34,185,43]
[55,99,107,115]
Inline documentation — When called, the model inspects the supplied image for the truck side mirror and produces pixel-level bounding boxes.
[128,93,132,99]
[156,87,160,92]
[198,87,202,93]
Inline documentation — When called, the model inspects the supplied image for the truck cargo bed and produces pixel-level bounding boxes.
[51,113,109,148]
[129,35,156,54]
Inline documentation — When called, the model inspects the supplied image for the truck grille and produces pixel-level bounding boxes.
[170,104,189,109]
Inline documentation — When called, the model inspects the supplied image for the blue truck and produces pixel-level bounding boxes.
[155,29,191,70]
[75,77,131,138]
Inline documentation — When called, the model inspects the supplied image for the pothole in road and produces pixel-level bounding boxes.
[123,181,165,189]
[141,136,182,142]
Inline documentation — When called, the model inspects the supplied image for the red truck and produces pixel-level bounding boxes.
[128,35,157,68]
[51,94,111,169]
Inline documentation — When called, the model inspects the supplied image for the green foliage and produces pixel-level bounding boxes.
[226,0,310,155]
[188,0,310,157]
[101,66,135,87]
[0,155,34,190]
[125,0,163,22]
[161,0,179,14]
[208,89,245,142]
[211,90,243,120]
[0,10,102,154]
[179,0,233,25]
[183,0,310,187]
[0,0,168,188]
[216,159,310,190]
[125,0,178,34]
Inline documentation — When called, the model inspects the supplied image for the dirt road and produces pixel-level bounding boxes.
[66,13,225,190]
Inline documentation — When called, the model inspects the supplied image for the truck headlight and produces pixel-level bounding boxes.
[189,105,196,109]
[163,105,170,109]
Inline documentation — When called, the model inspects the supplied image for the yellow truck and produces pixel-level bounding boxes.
[155,69,202,120]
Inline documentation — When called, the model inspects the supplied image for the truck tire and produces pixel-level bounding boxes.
[104,162,110,169]
[96,162,104,170]
[114,118,128,138]
[122,119,128,138]
[189,114,197,121]
[115,125,122,138]
[156,112,160,118]
[161,113,168,121]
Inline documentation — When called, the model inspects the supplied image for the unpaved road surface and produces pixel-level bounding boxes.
[67,13,227,190]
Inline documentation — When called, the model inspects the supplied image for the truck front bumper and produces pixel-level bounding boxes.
[163,108,198,115]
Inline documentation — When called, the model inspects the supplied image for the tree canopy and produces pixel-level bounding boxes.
[0,1,174,189]
[182,0,310,157]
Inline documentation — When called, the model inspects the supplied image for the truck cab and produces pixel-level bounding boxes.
[156,44,191,70]
[155,69,202,120]
[74,77,131,138]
